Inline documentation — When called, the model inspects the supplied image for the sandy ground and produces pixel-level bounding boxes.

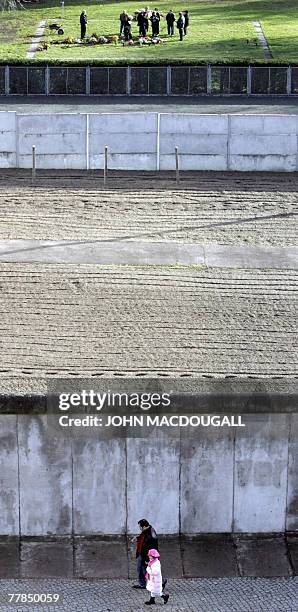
[0,171,296,245]
[0,263,296,378]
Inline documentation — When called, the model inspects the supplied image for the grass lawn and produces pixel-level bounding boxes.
[0,0,297,64]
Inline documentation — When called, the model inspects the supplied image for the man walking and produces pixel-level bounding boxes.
[166,10,175,36]
[132,519,158,590]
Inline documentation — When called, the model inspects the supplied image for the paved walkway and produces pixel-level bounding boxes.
[0,240,296,269]
[0,96,297,114]
[0,578,297,611]
[27,20,46,59]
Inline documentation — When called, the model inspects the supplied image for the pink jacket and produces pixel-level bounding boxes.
[146,559,163,596]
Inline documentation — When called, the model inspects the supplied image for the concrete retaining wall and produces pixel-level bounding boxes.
[1,111,297,172]
[0,412,297,536]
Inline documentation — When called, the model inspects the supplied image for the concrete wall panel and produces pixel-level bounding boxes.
[0,132,16,153]
[89,113,157,134]
[89,133,157,154]
[127,431,180,534]
[0,112,16,167]
[229,155,296,172]
[234,414,289,533]
[17,114,86,135]
[160,114,228,134]
[230,115,297,135]
[230,134,296,156]
[0,153,17,168]
[19,133,83,155]
[73,438,126,534]
[0,416,19,535]
[0,110,297,171]
[90,153,156,171]
[18,416,72,535]
[286,414,298,531]
[181,428,234,533]
[160,154,227,171]
[18,154,86,170]
[160,134,228,155]
[0,111,16,131]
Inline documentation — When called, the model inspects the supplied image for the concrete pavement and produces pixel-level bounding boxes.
[0,96,297,114]
[0,240,296,268]
[0,577,297,611]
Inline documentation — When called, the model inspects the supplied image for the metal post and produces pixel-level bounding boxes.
[104,146,108,184]
[287,66,292,96]
[175,146,179,184]
[32,145,36,184]
[247,66,252,96]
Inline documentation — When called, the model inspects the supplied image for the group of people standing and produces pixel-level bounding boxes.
[79,6,190,42]
[120,7,190,41]
[165,9,189,40]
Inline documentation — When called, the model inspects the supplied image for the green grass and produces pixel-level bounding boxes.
[0,0,297,64]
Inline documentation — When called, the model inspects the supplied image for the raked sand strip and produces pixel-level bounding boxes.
[27,20,46,59]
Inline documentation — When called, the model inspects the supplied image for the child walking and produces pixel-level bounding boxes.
[145,549,169,606]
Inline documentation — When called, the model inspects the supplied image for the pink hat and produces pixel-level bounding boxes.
[148,549,160,558]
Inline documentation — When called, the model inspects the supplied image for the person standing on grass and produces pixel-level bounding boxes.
[137,10,147,37]
[177,12,184,41]
[80,10,87,39]
[150,10,160,37]
[166,10,175,36]
[145,549,169,606]
[183,10,189,35]
[120,10,128,36]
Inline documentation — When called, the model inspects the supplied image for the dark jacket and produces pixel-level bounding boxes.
[136,525,158,561]
[184,13,189,26]
[166,11,175,25]
[177,15,184,29]
[80,12,87,25]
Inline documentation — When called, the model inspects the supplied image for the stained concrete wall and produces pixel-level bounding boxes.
[0,111,297,172]
[0,412,297,536]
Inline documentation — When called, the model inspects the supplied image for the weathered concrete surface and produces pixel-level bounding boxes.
[235,536,290,577]
[0,240,296,269]
[180,428,234,533]
[286,414,298,531]
[127,431,180,534]
[287,535,298,575]
[72,439,126,535]
[204,245,298,270]
[0,538,19,578]
[0,416,19,536]
[18,416,72,535]
[20,540,73,578]
[1,112,298,171]
[233,414,289,533]
[0,172,296,246]
[181,536,238,577]
[0,264,296,379]
[1,95,298,114]
[75,538,128,578]
[158,537,183,578]
[1,536,297,577]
